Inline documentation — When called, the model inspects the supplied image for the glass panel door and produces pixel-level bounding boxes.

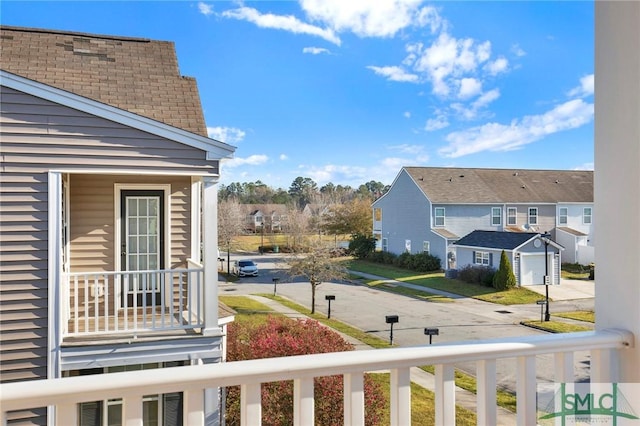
[121,190,164,307]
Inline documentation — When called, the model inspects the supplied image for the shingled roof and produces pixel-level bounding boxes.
[404,167,593,204]
[0,26,208,136]
[455,230,540,250]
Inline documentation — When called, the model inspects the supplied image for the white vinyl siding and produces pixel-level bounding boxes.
[507,207,517,225]
[491,207,502,226]
[528,207,538,225]
[559,207,568,225]
[434,207,445,227]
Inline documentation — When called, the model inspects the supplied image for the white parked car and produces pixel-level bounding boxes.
[232,260,259,277]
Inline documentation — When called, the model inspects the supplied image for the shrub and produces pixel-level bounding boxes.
[225,316,386,426]
[492,250,517,290]
[349,234,377,259]
[458,265,496,286]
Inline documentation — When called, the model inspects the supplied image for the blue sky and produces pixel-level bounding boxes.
[2,1,595,189]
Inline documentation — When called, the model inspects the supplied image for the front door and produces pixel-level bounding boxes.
[121,190,165,307]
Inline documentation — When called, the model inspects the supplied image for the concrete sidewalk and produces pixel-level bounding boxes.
[249,295,517,425]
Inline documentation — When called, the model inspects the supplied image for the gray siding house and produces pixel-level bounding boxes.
[372,167,593,271]
[453,231,563,286]
[0,27,235,425]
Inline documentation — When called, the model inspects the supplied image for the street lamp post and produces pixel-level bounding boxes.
[260,220,264,253]
[540,232,552,321]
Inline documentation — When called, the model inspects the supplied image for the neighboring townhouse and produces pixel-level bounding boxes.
[239,204,289,233]
[453,230,563,286]
[372,167,593,272]
[0,26,236,425]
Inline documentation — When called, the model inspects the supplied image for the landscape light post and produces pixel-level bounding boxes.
[325,295,335,319]
[385,315,399,345]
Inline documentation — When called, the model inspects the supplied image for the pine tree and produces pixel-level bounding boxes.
[493,250,517,290]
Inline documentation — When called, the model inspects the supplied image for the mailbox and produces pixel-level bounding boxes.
[385,315,399,324]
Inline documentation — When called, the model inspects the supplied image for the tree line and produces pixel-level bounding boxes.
[219,177,389,206]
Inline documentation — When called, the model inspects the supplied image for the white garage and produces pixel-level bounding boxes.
[519,253,551,285]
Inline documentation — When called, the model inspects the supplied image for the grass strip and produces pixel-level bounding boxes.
[521,320,592,333]
[553,310,595,323]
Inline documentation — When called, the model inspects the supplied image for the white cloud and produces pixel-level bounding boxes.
[568,74,594,97]
[439,98,594,158]
[207,126,246,143]
[221,154,269,168]
[198,2,214,16]
[367,65,419,83]
[458,77,482,99]
[302,164,368,185]
[404,111,411,118]
[222,6,341,45]
[485,56,509,75]
[511,43,526,57]
[279,154,289,160]
[573,162,594,171]
[300,0,439,38]
[388,144,426,155]
[303,46,330,55]
[408,33,497,97]
[425,115,449,131]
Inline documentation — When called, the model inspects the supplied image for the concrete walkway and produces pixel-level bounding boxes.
[249,295,517,425]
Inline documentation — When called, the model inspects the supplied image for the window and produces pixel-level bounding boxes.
[583,207,592,224]
[374,208,382,222]
[474,251,491,266]
[422,241,430,254]
[405,240,411,253]
[528,207,538,225]
[507,207,517,225]
[382,238,388,252]
[559,207,568,225]
[434,207,445,226]
[491,207,502,226]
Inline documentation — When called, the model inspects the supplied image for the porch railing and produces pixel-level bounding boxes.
[1,329,633,425]
[63,268,203,337]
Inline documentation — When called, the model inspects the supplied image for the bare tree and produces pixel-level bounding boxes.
[286,242,347,314]
[284,205,310,250]
[218,198,246,272]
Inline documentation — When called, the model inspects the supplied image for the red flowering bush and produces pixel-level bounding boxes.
[225,316,386,425]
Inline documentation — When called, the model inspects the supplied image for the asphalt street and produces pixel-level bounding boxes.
[219,253,595,395]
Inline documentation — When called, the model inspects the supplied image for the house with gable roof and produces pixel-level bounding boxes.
[0,26,235,425]
[372,167,593,276]
[453,230,564,286]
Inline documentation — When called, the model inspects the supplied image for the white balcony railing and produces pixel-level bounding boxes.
[1,329,633,425]
[63,268,204,337]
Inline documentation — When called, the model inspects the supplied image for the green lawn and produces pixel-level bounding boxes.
[521,320,593,333]
[347,260,544,305]
[554,310,595,323]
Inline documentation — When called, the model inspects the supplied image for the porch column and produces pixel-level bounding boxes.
[202,176,220,336]
[594,0,640,382]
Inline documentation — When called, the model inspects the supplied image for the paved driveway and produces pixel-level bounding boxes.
[523,279,595,300]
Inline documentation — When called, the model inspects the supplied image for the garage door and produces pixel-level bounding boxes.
[520,254,546,285]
